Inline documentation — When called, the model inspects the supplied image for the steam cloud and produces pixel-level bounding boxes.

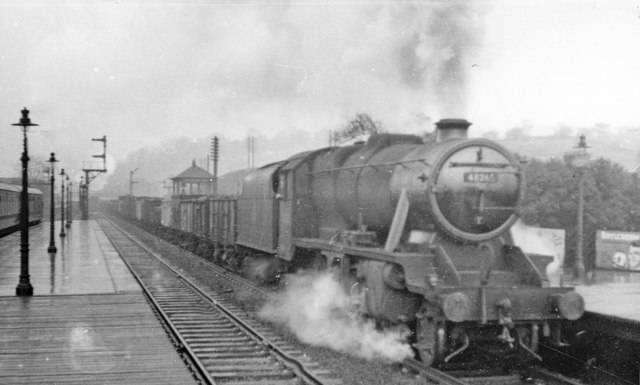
[258,271,414,362]
[0,2,487,181]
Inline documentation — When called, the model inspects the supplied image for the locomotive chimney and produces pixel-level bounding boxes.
[435,119,471,141]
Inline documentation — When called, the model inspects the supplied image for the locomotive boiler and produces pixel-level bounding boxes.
[174,118,585,365]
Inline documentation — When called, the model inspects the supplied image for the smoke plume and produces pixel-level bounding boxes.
[0,2,489,179]
[258,271,413,362]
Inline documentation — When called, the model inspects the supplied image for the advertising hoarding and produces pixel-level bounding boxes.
[595,230,640,271]
[510,220,565,286]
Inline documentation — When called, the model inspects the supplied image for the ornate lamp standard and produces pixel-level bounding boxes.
[572,135,590,283]
[79,176,85,216]
[47,153,58,253]
[65,175,71,228]
[12,108,38,296]
[59,168,66,237]
[68,180,73,226]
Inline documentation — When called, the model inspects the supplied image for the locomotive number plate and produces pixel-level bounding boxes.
[463,172,498,183]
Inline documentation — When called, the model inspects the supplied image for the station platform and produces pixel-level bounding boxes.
[574,269,640,323]
[0,220,196,384]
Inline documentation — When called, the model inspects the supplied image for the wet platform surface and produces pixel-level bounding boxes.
[0,221,139,295]
[0,220,196,384]
[574,269,640,322]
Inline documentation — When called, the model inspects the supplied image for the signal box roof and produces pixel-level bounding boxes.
[171,160,214,180]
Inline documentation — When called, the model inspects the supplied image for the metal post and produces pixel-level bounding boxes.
[60,169,66,237]
[47,153,58,253]
[129,168,138,196]
[68,181,73,225]
[79,176,85,218]
[65,175,71,228]
[82,170,89,220]
[575,171,585,281]
[13,108,37,296]
[212,136,219,195]
[81,135,107,220]
[572,135,589,283]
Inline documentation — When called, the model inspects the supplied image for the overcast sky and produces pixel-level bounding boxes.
[1,0,639,180]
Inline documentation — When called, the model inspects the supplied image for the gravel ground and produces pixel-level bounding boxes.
[109,216,424,385]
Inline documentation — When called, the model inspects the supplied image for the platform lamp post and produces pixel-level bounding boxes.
[65,175,71,228]
[13,108,38,296]
[572,134,590,283]
[68,180,73,226]
[59,168,66,237]
[47,153,58,253]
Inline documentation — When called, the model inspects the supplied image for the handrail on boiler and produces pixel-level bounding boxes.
[307,158,431,175]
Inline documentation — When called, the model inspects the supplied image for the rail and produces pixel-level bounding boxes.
[97,215,336,385]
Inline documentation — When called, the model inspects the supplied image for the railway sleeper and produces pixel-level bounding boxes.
[191,344,266,352]
[171,318,233,325]
[186,338,259,349]
[201,356,279,366]
[157,302,209,307]
[219,380,310,385]
[161,304,212,310]
[173,319,234,327]
[171,315,228,321]
[195,350,270,359]
[177,326,240,334]
[166,309,218,316]
[180,330,244,338]
[207,363,287,372]
[189,342,264,350]
[180,332,250,339]
[181,331,247,338]
[208,370,294,381]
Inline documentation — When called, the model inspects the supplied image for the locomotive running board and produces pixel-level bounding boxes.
[292,237,435,292]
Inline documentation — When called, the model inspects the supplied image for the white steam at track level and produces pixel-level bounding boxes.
[258,272,414,362]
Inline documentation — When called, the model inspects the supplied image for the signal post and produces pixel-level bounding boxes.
[80,136,107,219]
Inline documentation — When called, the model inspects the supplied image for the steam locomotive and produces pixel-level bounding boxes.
[134,119,585,365]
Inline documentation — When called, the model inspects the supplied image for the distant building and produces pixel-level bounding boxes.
[164,160,214,229]
[170,160,214,198]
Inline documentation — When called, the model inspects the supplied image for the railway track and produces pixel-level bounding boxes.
[97,215,341,385]
[403,357,586,384]
[102,214,589,385]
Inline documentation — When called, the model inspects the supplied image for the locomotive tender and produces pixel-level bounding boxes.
[169,119,585,365]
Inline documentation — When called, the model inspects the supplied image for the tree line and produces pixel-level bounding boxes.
[335,113,640,270]
[520,155,640,270]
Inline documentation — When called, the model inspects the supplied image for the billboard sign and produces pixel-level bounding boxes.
[510,220,565,286]
[595,230,640,271]
[510,220,565,264]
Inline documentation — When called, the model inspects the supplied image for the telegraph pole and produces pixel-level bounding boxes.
[211,136,219,195]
